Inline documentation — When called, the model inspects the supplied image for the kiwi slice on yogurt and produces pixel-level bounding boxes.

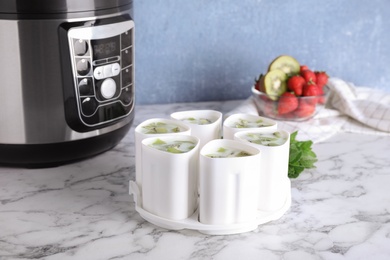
[268,55,300,76]
[142,122,180,134]
[150,139,196,154]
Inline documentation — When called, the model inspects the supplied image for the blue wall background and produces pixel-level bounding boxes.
[134,0,390,105]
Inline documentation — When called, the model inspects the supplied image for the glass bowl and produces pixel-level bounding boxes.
[251,85,330,121]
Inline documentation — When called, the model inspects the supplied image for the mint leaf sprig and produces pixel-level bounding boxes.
[288,131,318,178]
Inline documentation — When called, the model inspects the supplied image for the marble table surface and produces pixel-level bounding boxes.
[1,100,390,260]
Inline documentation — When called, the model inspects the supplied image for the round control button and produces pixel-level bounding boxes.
[76,59,91,76]
[100,78,116,99]
[74,39,88,56]
[93,66,104,80]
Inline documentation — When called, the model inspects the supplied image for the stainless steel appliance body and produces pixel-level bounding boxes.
[0,0,135,167]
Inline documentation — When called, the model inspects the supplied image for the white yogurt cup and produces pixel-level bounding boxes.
[134,118,191,194]
[170,110,222,149]
[235,129,290,211]
[141,135,200,220]
[199,139,261,225]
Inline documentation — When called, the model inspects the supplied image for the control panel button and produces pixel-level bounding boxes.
[100,78,117,99]
[121,30,132,48]
[74,39,88,56]
[112,63,121,76]
[103,65,113,78]
[94,59,107,66]
[98,102,128,121]
[122,67,132,87]
[108,57,120,63]
[119,87,133,106]
[93,66,104,80]
[78,78,94,96]
[121,49,132,68]
[76,59,91,76]
[81,97,98,116]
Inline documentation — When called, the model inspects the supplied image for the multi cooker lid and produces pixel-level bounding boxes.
[0,0,132,15]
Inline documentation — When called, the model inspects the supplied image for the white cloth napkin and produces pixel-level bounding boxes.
[227,78,390,143]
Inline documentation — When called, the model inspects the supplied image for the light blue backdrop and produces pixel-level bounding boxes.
[134,0,390,104]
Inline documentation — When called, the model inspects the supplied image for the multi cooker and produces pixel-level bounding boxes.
[0,0,135,167]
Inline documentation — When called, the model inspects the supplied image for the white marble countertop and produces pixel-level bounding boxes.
[1,100,390,260]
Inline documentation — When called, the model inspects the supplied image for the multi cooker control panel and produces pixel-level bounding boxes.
[67,20,134,128]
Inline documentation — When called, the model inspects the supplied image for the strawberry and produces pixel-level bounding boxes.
[287,75,305,96]
[300,65,309,73]
[295,99,316,118]
[303,82,320,105]
[279,111,296,119]
[317,87,326,104]
[277,92,298,115]
[303,82,319,96]
[315,71,329,88]
[301,69,317,83]
[254,74,264,91]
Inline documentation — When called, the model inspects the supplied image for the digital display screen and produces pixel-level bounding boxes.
[94,42,116,55]
[91,36,120,60]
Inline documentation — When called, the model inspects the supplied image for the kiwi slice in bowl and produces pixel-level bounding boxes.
[268,55,300,76]
[257,69,287,100]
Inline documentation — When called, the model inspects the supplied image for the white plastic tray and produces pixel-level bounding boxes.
[129,180,291,235]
